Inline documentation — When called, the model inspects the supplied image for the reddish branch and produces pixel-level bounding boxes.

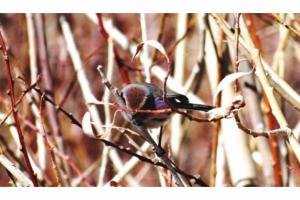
[0,31,39,186]
[58,71,78,107]
[266,108,283,186]
[34,15,70,183]
[39,95,90,186]
[234,13,241,94]
[20,105,90,186]
[245,14,283,186]
[34,15,72,185]
[96,13,131,84]
[0,77,40,127]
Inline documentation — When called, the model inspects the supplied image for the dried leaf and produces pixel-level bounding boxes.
[213,70,253,105]
[82,111,94,137]
[132,43,144,61]
[232,95,245,108]
[132,40,169,63]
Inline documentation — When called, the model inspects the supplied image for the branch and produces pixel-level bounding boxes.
[210,13,300,163]
[0,153,33,186]
[234,112,291,138]
[0,30,39,186]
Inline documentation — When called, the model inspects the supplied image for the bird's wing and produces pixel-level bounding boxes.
[166,92,190,104]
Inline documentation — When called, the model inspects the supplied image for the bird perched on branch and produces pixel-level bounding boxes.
[119,83,214,128]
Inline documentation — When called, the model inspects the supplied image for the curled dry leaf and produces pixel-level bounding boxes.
[82,111,95,137]
[82,111,111,139]
[232,95,245,108]
[213,69,254,105]
[132,40,170,63]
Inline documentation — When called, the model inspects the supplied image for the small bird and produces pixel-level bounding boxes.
[119,83,214,128]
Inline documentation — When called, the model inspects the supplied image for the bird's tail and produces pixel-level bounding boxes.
[172,102,214,112]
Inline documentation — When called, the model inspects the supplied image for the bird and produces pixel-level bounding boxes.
[119,83,214,128]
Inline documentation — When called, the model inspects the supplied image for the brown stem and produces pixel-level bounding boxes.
[234,13,241,93]
[267,114,283,186]
[0,78,39,127]
[34,13,63,140]
[58,71,78,107]
[96,14,131,84]
[34,14,69,184]
[205,13,223,186]
[244,14,283,186]
[0,31,39,186]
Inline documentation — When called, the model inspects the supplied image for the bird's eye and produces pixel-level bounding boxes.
[174,98,181,103]
[120,91,126,104]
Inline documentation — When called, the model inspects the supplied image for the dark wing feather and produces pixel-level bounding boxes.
[167,92,214,112]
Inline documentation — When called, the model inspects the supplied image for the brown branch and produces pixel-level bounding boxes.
[17,76,82,129]
[234,13,241,93]
[34,13,63,140]
[21,105,91,186]
[0,30,39,186]
[243,14,283,186]
[38,96,62,186]
[0,77,40,128]
[34,14,70,184]
[58,71,78,107]
[96,13,131,84]
[272,14,300,38]
[234,112,291,138]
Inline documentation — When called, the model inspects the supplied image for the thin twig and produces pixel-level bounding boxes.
[34,14,69,184]
[0,30,39,186]
[0,78,39,127]
[0,153,33,186]
[234,113,291,138]
[272,13,300,38]
[37,97,62,186]
[234,13,241,93]
[34,13,63,141]
[97,18,115,186]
